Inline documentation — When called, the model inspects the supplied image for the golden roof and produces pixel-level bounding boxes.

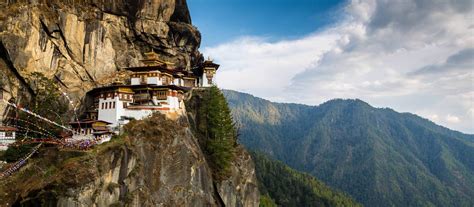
[141,51,175,67]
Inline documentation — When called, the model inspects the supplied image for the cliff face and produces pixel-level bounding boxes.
[0,0,201,118]
[0,1,260,206]
[0,113,259,206]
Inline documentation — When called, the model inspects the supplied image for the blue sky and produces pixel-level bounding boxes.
[188,0,474,134]
[188,0,347,47]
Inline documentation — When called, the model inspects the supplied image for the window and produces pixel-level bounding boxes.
[123,102,128,108]
[101,102,104,109]
[157,91,167,100]
[5,132,12,137]
[113,102,116,109]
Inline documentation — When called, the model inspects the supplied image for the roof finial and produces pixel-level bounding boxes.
[207,56,213,61]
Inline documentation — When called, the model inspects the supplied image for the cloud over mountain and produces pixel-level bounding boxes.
[204,0,474,133]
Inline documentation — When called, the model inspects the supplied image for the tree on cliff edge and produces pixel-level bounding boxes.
[199,86,237,179]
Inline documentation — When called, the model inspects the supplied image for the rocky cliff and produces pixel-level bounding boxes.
[0,112,259,206]
[0,1,260,206]
[0,0,202,118]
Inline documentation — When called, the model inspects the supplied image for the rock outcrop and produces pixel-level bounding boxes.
[216,146,260,207]
[0,113,259,206]
[0,0,202,119]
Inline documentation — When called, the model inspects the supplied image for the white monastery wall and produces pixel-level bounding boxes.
[131,77,140,85]
[147,77,161,85]
[201,73,211,87]
[124,109,154,121]
[98,97,125,127]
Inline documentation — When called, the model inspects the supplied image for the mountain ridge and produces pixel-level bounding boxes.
[224,89,474,207]
[225,89,473,137]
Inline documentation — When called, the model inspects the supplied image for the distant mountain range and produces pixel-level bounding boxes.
[224,90,474,207]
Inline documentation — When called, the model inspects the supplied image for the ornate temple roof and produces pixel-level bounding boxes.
[86,84,190,96]
[202,59,220,70]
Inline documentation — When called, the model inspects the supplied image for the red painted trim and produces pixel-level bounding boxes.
[126,107,171,111]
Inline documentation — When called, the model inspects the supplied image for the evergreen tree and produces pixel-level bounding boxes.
[197,86,237,178]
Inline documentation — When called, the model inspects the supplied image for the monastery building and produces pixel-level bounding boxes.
[70,51,219,139]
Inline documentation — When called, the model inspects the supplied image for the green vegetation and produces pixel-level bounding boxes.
[224,90,474,207]
[5,72,70,138]
[2,73,69,162]
[2,143,38,163]
[193,86,237,179]
[252,151,361,207]
[19,72,70,137]
[259,194,277,207]
[0,134,126,205]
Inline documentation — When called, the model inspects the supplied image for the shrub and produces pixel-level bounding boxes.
[8,73,70,139]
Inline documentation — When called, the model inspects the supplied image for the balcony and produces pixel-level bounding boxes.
[133,93,151,102]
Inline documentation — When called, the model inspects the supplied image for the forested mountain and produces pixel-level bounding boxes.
[224,90,474,207]
[251,151,361,207]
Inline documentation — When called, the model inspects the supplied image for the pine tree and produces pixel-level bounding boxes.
[201,86,237,178]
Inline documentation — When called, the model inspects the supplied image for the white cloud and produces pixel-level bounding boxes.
[204,34,340,101]
[446,114,461,124]
[429,114,440,122]
[203,0,474,133]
